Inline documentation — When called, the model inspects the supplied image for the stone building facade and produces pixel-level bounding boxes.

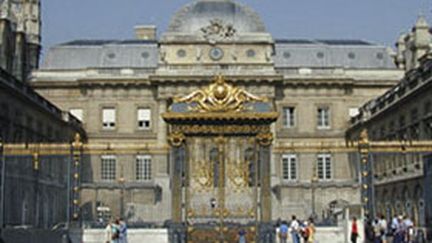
[0,0,41,81]
[347,17,432,228]
[0,0,85,231]
[32,0,405,224]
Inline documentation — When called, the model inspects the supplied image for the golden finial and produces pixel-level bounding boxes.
[359,129,369,144]
[213,75,228,100]
[72,133,83,148]
[33,152,39,171]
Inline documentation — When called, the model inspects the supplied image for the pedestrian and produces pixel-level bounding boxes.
[372,218,382,243]
[119,218,128,243]
[403,215,414,243]
[364,220,375,243]
[389,215,398,243]
[237,228,247,243]
[105,220,118,243]
[393,216,405,243]
[290,215,300,243]
[307,218,316,243]
[378,214,387,243]
[278,220,289,243]
[301,221,309,243]
[350,217,359,243]
[109,219,120,243]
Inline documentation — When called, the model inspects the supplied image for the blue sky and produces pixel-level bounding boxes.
[41,0,430,57]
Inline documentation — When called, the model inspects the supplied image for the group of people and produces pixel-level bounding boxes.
[277,215,315,243]
[351,214,422,243]
[105,218,128,243]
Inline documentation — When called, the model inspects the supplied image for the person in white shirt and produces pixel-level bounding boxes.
[403,216,414,243]
[378,214,388,243]
[391,215,399,235]
[105,220,113,243]
[290,215,300,243]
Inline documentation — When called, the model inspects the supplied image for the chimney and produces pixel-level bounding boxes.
[134,25,157,40]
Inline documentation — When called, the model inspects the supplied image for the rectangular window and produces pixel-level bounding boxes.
[283,107,295,128]
[101,155,116,181]
[317,154,332,180]
[136,155,152,181]
[70,109,83,122]
[102,108,116,129]
[282,154,297,181]
[137,108,151,130]
[317,107,330,129]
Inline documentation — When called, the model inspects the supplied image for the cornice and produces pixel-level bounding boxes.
[149,74,283,83]
[162,112,279,124]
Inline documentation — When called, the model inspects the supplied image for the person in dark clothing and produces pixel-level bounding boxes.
[365,220,375,243]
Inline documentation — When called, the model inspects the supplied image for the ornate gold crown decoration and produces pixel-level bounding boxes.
[174,75,267,113]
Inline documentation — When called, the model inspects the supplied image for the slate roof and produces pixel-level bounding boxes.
[42,40,159,70]
[274,39,395,69]
[41,39,396,70]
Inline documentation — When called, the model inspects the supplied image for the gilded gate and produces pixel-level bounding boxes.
[163,75,278,243]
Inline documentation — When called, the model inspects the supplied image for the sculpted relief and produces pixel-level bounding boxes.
[201,19,237,42]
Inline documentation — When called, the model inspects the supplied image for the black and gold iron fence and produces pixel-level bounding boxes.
[0,135,170,229]
[0,134,431,231]
[0,136,79,229]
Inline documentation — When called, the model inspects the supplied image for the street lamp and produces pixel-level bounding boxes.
[311,163,318,220]
[118,165,125,219]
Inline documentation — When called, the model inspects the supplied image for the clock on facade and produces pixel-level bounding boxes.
[209,47,224,61]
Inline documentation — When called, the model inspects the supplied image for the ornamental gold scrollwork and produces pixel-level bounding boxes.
[174,75,267,113]
[227,159,249,191]
[192,160,213,190]
[172,124,270,135]
[257,132,273,146]
[168,131,185,147]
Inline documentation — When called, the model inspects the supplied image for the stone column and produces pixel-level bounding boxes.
[171,144,185,223]
[258,132,275,243]
[169,141,187,243]
[157,99,167,147]
[260,145,271,222]
[156,99,168,176]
